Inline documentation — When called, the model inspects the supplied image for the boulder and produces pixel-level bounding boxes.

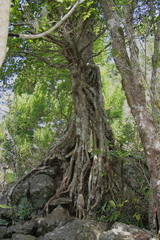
[99,222,157,240]
[0,191,14,221]
[6,220,35,237]
[2,206,72,239]
[44,219,106,240]
[12,234,37,240]
[11,180,30,204]
[0,226,7,239]
[29,174,55,210]
[0,165,60,221]
[49,197,72,207]
[35,205,72,236]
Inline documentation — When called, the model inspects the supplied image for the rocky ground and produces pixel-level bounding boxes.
[0,158,158,239]
[0,205,158,240]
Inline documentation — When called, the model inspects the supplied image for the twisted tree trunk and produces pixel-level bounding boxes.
[44,19,119,215]
[6,14,121,218]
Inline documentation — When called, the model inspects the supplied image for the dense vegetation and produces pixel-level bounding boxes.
[0,0,159,230]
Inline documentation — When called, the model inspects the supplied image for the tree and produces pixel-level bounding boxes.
[5,0,120,217]
[3,0,159,225]
[40,4,117,215]
[0,0,11,67]
[100,0,160,227]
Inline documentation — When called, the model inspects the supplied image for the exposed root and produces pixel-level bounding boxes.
[76,193,85,218]
[41,147,92,216]
[44,118,76,165]
[42,182,71,215]
[42,154,76,214]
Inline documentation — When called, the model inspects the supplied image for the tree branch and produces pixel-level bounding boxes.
[10,0,85,40]
[19,50,68,68]
[91,42,111,60]
[11,21,33,26]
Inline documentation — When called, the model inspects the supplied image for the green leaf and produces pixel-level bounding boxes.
[0,204,12,209]
[117,199,128,207]
[4,172,16,184]
[133,213,141,221]
[109,200,116,208]
[109,211,120,221]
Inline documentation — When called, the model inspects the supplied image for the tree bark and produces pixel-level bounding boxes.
[44,18,118,215]
[100,0,160,229]
[150,20,160,125]
[0,0,10,68]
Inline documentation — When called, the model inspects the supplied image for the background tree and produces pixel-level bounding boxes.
[0,0,11,67]
[100,0,160,227]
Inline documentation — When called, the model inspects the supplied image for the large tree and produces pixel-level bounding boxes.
[6,0,120,217]
[100,0,160,227]
[42,12,116,215]
[3,0,159,226]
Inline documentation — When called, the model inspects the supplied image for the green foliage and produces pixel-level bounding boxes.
[0,123,5,142]
[2,138,16,166]
[98,196,146,227]
[101,63,143,151]
[15,197,32,221]
[101,64,125,122]
[0,218,8,225]
[2,48,73,172]
[101,63,138,149]
[98,199,128,223]
[0,0,145,173]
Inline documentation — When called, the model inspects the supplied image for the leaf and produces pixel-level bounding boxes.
[117,199,128,207]
[109,211,120,221]
[0,204,12,209]
[109,200,116,208]
[133,213,141,221]
[4,172,16,184]
[83,11,92,21]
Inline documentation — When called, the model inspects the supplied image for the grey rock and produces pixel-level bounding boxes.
[11,180,29,204]
[0,226,7,239]
[12,234,37,240]
[99,222,157,240]
[123,158,149,194]
[35,205,71,236]
[29,174,56,209]
[3,206,71,238]
[44,219,106,240]
[0,192,13,220]
[37,237,44,240]
[0,165,59,219]
[50,197,72,207]
[6,220,35,236]
[49,205,71,224]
